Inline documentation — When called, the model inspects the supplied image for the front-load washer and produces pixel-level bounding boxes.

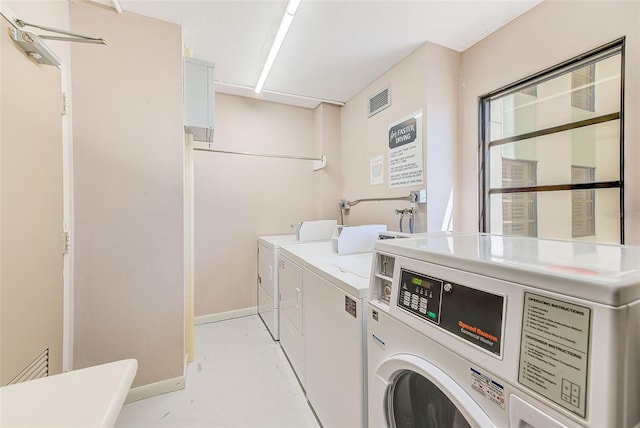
[367,233,640,428]
[303,252,373,428]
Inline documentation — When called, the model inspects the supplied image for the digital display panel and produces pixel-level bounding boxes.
[398,269,443,324]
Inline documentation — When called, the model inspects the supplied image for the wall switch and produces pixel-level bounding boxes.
[418,189,427,204]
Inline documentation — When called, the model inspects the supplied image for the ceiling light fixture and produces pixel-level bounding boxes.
[254,0,301,94]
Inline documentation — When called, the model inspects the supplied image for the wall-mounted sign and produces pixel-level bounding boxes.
[388,111,423,188]
[370,155,384,185]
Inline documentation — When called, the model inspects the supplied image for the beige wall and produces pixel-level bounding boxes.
[1,11,64,383]
[457,0,640,244]
[194,93,329,317]
[70,3,184,387]
[340,42,459,232]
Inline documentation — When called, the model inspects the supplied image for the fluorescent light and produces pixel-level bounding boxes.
[254,0,301,94]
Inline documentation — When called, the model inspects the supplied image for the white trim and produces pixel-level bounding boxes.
[61,63,74,372]
[124,374,185,403]
[195,307,257,325]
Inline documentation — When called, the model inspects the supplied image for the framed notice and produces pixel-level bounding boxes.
[388,111,423,188]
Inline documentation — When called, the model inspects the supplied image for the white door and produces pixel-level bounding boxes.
[0,17,64,385]
[372,354,496,428]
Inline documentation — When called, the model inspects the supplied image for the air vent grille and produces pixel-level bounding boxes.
[368,87,391,117]
[8,348,49,385]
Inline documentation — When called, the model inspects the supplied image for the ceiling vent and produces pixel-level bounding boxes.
[368,87,391,117]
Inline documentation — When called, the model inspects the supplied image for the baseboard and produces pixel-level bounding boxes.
[125,352,190,404]
[124,374,185,403]
[195,307,257,325]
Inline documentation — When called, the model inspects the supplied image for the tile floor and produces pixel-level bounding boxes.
[116,315,320,428]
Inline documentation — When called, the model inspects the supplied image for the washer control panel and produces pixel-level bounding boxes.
[397,269,443,323]
[397,268,505,356]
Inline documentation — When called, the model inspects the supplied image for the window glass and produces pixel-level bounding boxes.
[480,40,624,244]
[489,188,620,243]
[488,120,620,189]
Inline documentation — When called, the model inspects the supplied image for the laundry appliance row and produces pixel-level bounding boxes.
[258,222,408,427]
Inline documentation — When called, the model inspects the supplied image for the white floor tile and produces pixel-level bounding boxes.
[116,315,319,428]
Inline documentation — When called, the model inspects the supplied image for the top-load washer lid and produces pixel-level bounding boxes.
[374,233,640,306]
[257,234,298,250]
[304,253,373,298]
[279,241,337,266]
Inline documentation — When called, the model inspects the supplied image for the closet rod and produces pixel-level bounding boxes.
[193,146,323,162]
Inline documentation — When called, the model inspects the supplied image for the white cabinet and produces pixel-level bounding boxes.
[183,58,214,142]
[278,252,305,387]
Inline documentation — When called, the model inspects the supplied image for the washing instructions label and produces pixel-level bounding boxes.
[470,368,505,409]
[519,293,590,417]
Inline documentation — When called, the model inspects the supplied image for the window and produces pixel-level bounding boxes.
[479,39,624,244]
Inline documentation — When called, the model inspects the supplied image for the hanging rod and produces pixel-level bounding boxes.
[193,145,326,170]
[15,19,107,44]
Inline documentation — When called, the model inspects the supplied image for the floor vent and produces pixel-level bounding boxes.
[8,348,49,385]
[368,87,391,117]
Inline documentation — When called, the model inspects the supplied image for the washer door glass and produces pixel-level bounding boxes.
[388,370,471,428]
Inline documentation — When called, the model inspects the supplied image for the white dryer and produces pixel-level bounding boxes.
[257,234,298,341]
[279,241,338,387]
[303,252,373,428]
[257,220,338,341]
[367,233,640,428]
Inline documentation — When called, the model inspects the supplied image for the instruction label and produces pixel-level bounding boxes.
[470,368,505,410]
[518,293,590,418]
[388,111,423,188]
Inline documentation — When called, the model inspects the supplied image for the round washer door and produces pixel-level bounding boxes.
[375,353,496,428]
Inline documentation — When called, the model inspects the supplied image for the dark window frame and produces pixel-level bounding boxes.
[478,38,625,243]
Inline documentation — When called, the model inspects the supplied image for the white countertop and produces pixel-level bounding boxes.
[0,359,137,427]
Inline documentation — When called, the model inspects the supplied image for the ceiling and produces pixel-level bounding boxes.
[114,0,542,109]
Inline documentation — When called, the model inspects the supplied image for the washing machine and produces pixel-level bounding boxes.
[367,233,640,428]
[303,252,373,428]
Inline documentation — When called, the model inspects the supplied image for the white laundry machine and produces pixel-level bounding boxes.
[279,241,338,388]
[367,233,640,428]
[257,234,298,341]
[303,252,373,428]
[257,220,338,341]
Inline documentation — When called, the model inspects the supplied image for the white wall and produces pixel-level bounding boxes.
[194,93,330,317]
[340,42,459,232]
[70,3,185,388]
[457,0,640,244]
